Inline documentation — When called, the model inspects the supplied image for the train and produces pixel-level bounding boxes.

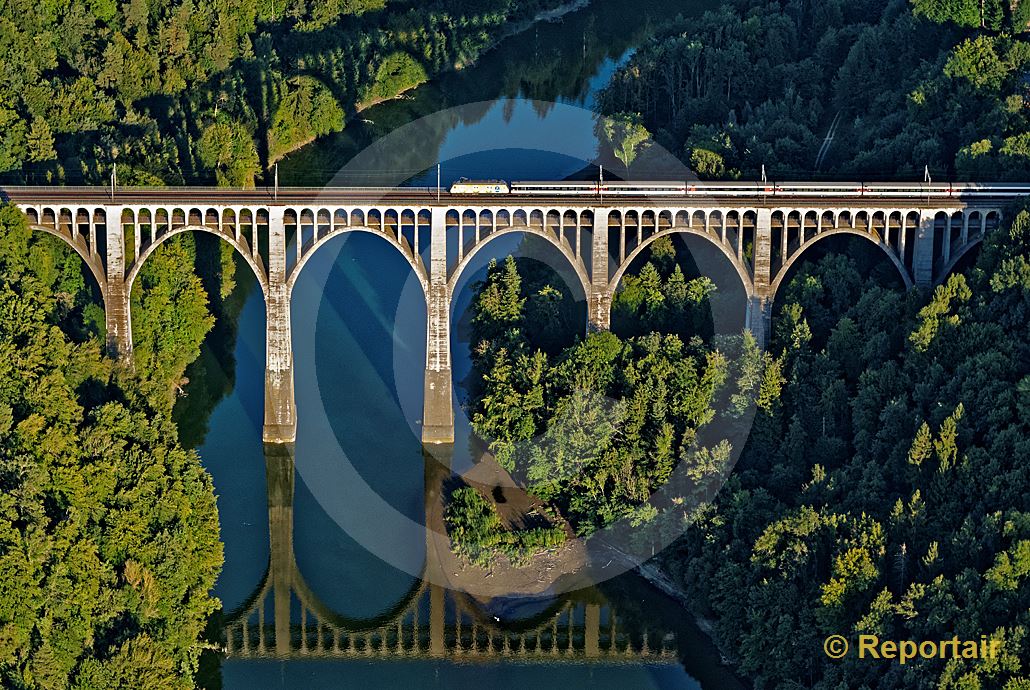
[449,179,512,194]
[448,179,1030,198]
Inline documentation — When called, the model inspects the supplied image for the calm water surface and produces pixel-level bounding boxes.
[188,1,745,687]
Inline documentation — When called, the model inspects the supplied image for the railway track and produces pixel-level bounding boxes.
[1,183,1026,208]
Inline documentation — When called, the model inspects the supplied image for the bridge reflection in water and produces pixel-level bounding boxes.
[221,445,676,663]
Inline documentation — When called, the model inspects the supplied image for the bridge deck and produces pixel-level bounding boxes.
[0,185,1012,208]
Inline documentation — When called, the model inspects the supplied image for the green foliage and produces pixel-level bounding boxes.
[0,206,222,688]
[197,120,261,188]
[611,237,717,342]
[944,36,1017,91]
[909,273,972,352]
[0,0,256,180]
[689,148,726,179]
[361,52,429,104]
[467,256,583,469]
[598,0,1030,179]
[470,346,545,471]
[472,257,525,345]
[268,76,345,161]
[130,234,216,411]
[0,0,570,182]
[292,0,388,29]
[911,0,984,27]
[444,487,565,568]
[655,203,1030,688]
[598,112,651,172]
[468,253,766,537]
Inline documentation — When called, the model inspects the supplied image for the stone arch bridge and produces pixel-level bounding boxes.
[3,187,1006,444]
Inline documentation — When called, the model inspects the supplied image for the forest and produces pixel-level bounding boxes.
[0,206,223,687]
[1,0,1029,686]
[0,0,569,186]
[455,244,772,542]
[456,193,1030,690]
[651,202,1030,690]
[598,0,1030,180]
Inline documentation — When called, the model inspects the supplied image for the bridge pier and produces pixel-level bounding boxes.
[746,295,773,347]
[105,278,133,358]
[103,206,134,359]
[749,209,773,347]
[264,209,297,444]
[423,445,453,656]
[12,192,1007,455]
[913,213,936,289]
[584,603,601,657]
[423,209,454,445]
[587,289,611,332]
[588,207,613,332]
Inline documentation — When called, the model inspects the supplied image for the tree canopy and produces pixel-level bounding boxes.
[0,205,222,688]
[598,0,1030,179]
[0,0,574,185]
[461,246,771,546]
[650,208,1030,688]
[599,112,653,173]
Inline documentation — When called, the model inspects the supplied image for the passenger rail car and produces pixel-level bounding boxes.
[471,180,1030,199]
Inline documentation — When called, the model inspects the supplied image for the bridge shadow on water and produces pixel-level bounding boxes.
[221,444,680,665]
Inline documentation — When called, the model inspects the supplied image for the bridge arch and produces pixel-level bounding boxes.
[447,588,580,635]
[290,560,429,633]
[446,223,591,299]
[27,223,109,303]
[19,204,109,299]
[286,222,429,296]
[934,209,1000,286]
[606,225,755,298]
[124,223,270,298]
[227,542,618,651]
[770,227,913,297]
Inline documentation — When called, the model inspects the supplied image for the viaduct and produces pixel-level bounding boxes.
[1,186,1006,445]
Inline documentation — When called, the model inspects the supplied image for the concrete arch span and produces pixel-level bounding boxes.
[286,224,429,297]
[446,225,591,300]
[770,227,913,297]
[28,224,109,303]
[931,208,1000,286]
[936,239,982,286]
[124,224,270,299]
[10,190,1008,447]
[606,225,756,299]
[447,587,586,635]
[224,560,656,660]
[290,560,429,633]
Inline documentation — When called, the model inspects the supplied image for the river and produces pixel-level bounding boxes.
[184,0,748,687]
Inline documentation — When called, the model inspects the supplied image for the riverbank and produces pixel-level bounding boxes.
[441,449,752,686]
[454,0,593,69]
[603,545,752,689]
[634,558,723,652]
